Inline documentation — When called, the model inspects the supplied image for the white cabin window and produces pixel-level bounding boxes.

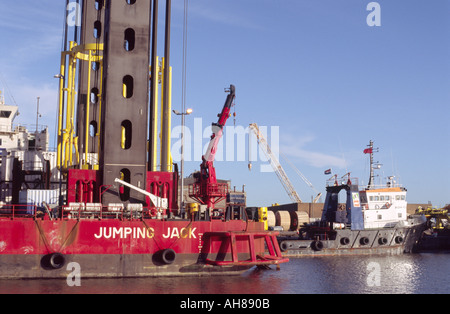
[0,111,11,118]
[396,195,400,200]
[375,196,379,201]
[380,196,384,201]
[398,213,402,218]
[385,196,390,201]
[377,215,382,220]
[370,196,374,201]
[401,195,405,201]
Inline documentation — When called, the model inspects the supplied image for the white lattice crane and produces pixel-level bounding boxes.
[249,123,302,203]
[248,123,322,204]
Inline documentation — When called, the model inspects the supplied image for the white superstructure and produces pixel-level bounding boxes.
[360,184,408,229]
[0,93,49,152]
[358,141,408,229]
[0,91,59,204]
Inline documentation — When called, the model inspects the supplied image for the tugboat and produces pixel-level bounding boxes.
[0,0,287,279]
[277,141,427,256]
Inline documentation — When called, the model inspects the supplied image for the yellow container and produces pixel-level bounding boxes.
[258,207,269,230]
[187,203,199,217]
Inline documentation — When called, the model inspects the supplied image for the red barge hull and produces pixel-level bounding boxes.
[0,217,286,279]
[0,0,290,280]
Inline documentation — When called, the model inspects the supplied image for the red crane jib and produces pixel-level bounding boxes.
[190,85,236,209]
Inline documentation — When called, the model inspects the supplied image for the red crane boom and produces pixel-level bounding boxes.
[190,85,236,212]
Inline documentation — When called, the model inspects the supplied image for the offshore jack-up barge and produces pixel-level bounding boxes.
[0,0,287,279]
[276,141,427,257]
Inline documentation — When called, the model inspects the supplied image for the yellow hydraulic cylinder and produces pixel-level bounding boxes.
[57,53,66,169]
[149,57,160,172]
[160,57,173,172]
[167,64,173,172]
[84,49,92,168]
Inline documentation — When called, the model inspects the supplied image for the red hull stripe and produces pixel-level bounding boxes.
[0,219,266,256]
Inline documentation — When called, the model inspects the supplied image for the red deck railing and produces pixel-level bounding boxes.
[0,204,38,220]
[190,183,228,198]
[0,203,168,221]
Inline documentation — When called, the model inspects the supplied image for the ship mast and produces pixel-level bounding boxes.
[365,140,380,190]
[367,140,374,189]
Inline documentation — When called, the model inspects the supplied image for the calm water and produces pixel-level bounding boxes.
[0,253,448,294]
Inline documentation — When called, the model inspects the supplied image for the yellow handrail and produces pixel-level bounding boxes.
[57,42,103,171]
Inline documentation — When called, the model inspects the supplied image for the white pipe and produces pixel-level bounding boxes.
[114,178,168,209]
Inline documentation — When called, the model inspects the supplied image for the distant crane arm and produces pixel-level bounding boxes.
[279,152,322,203]
[249,123,302,203]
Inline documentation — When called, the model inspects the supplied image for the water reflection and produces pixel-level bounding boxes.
[0,254,448,294]
[0,270,288,295]
[291,256,422,294]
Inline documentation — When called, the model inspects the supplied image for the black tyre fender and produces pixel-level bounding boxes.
[50,253,66,269]
[311,240,324,251]
[41,253,66,270]
[160,249,176,265]
[280,241,289,252]
[360,237,370,246]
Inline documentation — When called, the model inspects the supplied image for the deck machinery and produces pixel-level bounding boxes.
[0,0,287,279]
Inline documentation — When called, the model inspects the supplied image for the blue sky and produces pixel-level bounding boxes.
[0,0,449,207]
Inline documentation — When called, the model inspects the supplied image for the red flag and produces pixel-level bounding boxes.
[363,148,373,154]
